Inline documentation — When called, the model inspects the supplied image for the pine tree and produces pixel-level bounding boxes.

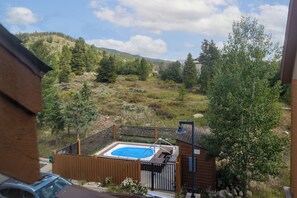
[96,52,117,83]
[160,61,182,83]
[64,84,98,137]
[85,45,100,72]
[138,58,150,81]
[58,45,72,83]
[177,84,187,102]
[71,37,86,75]
[182,53,197,89]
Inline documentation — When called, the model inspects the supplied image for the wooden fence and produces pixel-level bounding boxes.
[52,154,141,184]
[176,155,182,193]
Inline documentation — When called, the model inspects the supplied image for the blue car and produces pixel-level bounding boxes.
[0,173,72,198]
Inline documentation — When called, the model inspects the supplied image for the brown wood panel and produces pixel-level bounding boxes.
[0,46,42,113]
[177,140,216,190]
[291,80,297,197]
[176,155,182,193]
[0,95,40,183]
[52,154,141,184]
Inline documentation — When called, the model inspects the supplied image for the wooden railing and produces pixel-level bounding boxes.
[52,154,141,184]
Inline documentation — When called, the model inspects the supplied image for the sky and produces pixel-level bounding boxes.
[0,0,290,61]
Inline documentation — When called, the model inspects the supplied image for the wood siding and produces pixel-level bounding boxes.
[52,154,141,184]
[0,45,42,113]
[0,94,40,183]
[292,79,297,197]
[177,140,216,190]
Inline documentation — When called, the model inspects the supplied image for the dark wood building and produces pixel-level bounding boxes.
[281,0,297,197]
[176,127,216,191]
[0,24,51,183]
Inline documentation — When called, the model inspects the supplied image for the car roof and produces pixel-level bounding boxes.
[1,173,59,192]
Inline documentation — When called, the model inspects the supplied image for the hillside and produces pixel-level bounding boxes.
[16,32,170,66]
[38,72,208,156]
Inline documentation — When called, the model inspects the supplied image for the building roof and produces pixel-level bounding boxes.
[0,24,52,77]
[281,0,297,84]
[176,126,210,149]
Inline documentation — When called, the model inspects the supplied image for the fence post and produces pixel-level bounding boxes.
[176,155,181,194]
[137,160,141,183]
[154,127,158,142]
[113,124,116,141]
[151,163,155,191]
[77,138,81,155]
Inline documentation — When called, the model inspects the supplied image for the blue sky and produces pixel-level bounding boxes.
[0,0,290,60]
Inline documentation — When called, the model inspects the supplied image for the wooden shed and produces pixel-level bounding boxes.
[176,127,216,191]
[0,24,51,183]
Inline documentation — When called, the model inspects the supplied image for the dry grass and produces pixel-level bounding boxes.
[73,74,209,128]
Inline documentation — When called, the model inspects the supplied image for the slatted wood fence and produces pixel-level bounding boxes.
[52,154,141,184]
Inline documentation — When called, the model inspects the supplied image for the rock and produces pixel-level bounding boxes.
[193,113,204,118]
[218,190,227,198]
[235,187,240,193]
[227,192,233,198]
[231,188,238,196]
[238,191,243,197]
[246,190,252,197]
[226,186,230,192]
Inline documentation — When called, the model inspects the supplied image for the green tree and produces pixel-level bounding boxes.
[64,83,98,137]
[71,37,86,75]
[29,39,53,65]
[96,52,117,83]
[203,17,286,196]
[42,86,65,137]
[138,58,150,81]
[198,39,221,93]
[29,39,63,138]
[177,84,187,102]
[182,53,197,89]
[85,45,100,72]
[58,45,72,83]
[159,61,182,83]
[116,58,138,75]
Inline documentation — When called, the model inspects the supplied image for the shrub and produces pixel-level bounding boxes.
[120,177,148,195]
[104,177,113,186]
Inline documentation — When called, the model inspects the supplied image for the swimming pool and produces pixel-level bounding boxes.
[103,143,160,161]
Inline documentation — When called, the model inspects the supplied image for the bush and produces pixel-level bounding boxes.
[120,177,148,195]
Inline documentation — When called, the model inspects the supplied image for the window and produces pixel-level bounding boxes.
[0,188,21,198]
[22,191,34,198]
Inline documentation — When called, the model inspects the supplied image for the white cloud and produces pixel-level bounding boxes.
[86,35,167,57]
[92,0,241,36]
[250,4,288,43]
[5,7,41,25]
[91,0,288,44]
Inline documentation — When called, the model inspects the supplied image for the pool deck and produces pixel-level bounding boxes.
[95,141,179,163]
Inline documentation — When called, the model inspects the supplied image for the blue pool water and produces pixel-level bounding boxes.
[111,147,154,159]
